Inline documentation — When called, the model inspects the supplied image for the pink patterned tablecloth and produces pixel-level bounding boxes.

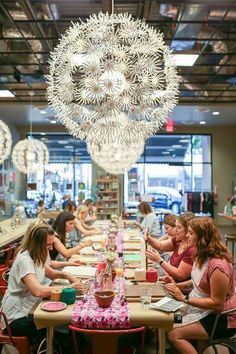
[71,280,130,329]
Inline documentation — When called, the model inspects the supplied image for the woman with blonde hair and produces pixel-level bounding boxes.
[74,205,102,235]
[145,212,195,282]
[166,217,236,354]
[1,221,82,342]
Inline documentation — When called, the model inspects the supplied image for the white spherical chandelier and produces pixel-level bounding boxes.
[12,138,49,174]
[87,139,144,175]
[0,119,12,164]
[46,12,180,143]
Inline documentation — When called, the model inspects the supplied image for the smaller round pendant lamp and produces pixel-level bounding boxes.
[12,138,49,174]
[0,119,12,164]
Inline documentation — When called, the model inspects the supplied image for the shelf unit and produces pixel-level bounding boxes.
[96,176,120,220]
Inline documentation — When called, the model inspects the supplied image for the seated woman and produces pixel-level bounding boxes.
[64,200,77,214]
[51,211,92,261]
[159,214,177,241]
[1,221,82,344]
[84,198,97,224]
[74,205,102,235]
[145,212,195,282]
[135,201,160,237]
[36,200,45,216]
[166,216,236,354]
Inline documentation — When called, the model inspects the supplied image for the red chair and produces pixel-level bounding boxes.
[0,311,31,354]
[69,325,146,354]
[0,244,16,268]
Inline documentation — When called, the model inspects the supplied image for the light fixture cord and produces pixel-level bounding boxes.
[30,96,33,137]
[111,0,114,14]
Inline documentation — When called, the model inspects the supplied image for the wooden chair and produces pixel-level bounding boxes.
[225,234,236,268]
[0,311,31,354]
[200,308,236,354]
[69,325,146,354]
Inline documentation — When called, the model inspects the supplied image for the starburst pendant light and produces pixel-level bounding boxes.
[87,139,144,175]
[12,92,49,174]
[46,11,180,142]
[0,119,12,164]
[12,138,49,174]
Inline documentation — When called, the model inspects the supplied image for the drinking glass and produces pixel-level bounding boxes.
[140,286,152,309]
[115,267,123,293]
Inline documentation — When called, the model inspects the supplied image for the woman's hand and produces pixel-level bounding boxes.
[165,283,185,301]
[159,275,174,283]
[71,280,83,292]
[80,238,93,248]
[145,248,162,263]
[67,260,81,266]
[66,273,79,284]
[95,228,103,234]
[144,231,156,247]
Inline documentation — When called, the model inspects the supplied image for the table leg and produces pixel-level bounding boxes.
[46,326,54,354]
[158,329,166,354]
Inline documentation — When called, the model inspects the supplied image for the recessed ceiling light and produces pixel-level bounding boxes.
[212,111,219,115]
[0,90,15,97]
[50,120,57,124]
[179,139,189,143]
[40,110,47,114]
[200,121,206,125]
[173,54,199,67]
[58,140,68,144]
[40,132,46,135]
[171,144,182,148]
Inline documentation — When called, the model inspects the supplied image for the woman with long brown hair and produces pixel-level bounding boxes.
[166,216,236,354]
[1,221,82,342]
[145,212,195,282]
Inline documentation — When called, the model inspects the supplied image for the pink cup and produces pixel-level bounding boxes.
[146,268,158,282]
[97,261,107,273]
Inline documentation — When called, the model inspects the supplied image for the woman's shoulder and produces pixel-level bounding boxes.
[207,257,232,275]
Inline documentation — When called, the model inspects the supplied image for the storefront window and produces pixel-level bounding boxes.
[124,134,212,215]
[26,134,92,214]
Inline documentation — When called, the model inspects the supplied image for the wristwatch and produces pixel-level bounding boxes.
[159,258,164,266]
[183,294,190,304]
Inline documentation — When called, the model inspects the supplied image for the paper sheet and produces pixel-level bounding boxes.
[63,265,96,277]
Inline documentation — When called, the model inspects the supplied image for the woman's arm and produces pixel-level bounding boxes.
[53,237,82,258]
[50,259,81,269]
[166,268,229,312]
[145,248,192,281]
[74,218,101,236]
[53,236,93,259]
[22,272,82,299]
[145,232,174,252]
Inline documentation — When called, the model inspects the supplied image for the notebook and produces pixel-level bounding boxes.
[149,296,185,312]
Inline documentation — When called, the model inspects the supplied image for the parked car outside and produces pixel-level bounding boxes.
[147,187,182,214]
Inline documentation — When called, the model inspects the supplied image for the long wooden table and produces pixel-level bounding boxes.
[32,226,174,354]
[33,299,173,354]
[0,218,35,249]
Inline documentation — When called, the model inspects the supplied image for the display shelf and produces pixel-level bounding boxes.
[96,176,120,220]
